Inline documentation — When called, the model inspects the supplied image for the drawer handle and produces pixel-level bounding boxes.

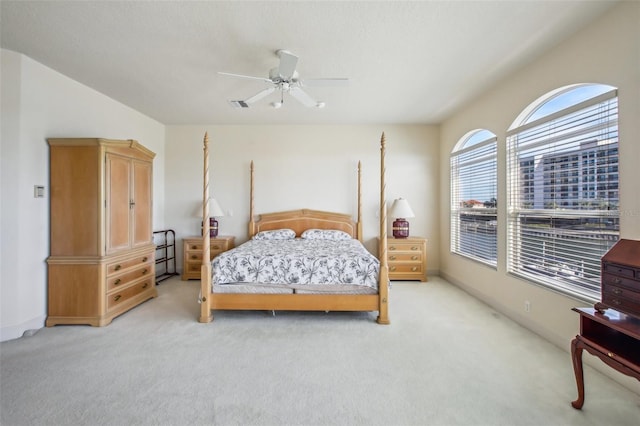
[212,245,220,250]
[389,255,397,260]
[613,288,622,295]
[613,277,622,284]
[114,264,121,271]
[142,269,148,275]
[389,247,396,251]
[114,295,121,302]
[411,267,418,272]
[191,255,198,260]
[607,352,615,358]
[612,299,621,306]
[390,266,396,271]
[142,257,148,262]
[412,255,418,260]
[113,278,121,286]
[411,246,418,251]
[142,282,149,289]
[191,245,197,249]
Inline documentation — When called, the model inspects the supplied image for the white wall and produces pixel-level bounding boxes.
[164,125,439,269]
[439,2,640,393]
[0,50,166,341]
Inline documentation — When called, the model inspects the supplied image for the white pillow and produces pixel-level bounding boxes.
[252,229,296,240]
[301,229,352,240]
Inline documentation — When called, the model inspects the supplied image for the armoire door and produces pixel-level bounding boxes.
[131,159,153,248]
[105,153,132,254]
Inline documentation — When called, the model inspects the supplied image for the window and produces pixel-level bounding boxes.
[506,84,619,301]
[450,129,497,266]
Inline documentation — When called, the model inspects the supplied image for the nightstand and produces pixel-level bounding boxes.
[181,235,235,280]
[380,236,427,281]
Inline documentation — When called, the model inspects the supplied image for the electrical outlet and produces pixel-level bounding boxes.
[524,300,531,313]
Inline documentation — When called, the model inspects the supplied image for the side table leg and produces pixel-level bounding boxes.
[571,337,585,409]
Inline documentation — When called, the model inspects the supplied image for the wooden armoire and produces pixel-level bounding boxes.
[46,138,157,326]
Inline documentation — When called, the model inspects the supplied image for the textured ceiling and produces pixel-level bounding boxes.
[0,1,617,125]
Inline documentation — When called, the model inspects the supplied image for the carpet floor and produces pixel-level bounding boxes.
[1,276,638,426]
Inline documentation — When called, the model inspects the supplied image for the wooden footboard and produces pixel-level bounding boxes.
[199,132,389,324]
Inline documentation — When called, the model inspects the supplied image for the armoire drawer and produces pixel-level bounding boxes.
[107,253,153,275]
[107,279,154,310]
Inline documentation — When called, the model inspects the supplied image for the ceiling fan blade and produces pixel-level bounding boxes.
[218,72,272,83]
[277,50,298,80]
[289,86,320,108]
[245,87,276,104]
[301,78,350,87]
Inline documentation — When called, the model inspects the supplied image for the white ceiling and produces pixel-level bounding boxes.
[1,1,617,125]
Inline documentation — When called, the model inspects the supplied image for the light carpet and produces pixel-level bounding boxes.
[1,277,638,426]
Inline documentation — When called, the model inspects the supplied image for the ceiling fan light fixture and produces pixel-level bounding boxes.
[271,101,283,109]
[316,102,326,109]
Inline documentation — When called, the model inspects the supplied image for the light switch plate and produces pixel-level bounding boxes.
[34,185,45,198]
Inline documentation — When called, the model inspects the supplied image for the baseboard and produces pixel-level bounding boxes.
[0,315,46,342]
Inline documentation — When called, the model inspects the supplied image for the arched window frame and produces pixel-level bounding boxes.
[450,129,498,267]
[506,84,619,302]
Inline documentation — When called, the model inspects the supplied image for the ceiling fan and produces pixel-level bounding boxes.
[219,49,349,109]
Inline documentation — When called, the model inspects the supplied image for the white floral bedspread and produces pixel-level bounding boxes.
[212,239,379,289]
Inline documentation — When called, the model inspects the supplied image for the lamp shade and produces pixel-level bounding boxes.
[390,198,415,219]
[209,198,225,217]
[194,198,225,218]
[390,198,414,238]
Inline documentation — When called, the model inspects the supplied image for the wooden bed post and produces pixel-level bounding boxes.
[248,160,256,237]
[377,132,390,325]
[357,161,363,242]
[199,132,213,323]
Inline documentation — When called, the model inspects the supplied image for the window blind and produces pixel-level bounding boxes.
[506,89,619,301]
[451,134,497,266]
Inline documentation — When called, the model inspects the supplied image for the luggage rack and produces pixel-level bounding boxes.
[153,229,179,283]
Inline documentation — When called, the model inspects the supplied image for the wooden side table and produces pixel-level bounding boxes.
[571,307,640,409]
[181,235,235,280]
[379,236,427,281]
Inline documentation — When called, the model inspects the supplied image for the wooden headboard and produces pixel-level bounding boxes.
[252,209,357,239]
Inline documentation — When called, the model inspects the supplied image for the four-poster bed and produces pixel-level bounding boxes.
[198,132,390,324]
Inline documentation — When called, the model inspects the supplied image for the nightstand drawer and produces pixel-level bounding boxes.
[185,242,204,251]
[185,251,204,262]
[388,253,422,262]
[185,242,232,254]
[185,261,202,275]
[389,264,424,274]
[388,242,423,252]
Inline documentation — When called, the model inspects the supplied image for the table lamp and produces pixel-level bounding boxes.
[197,198,225,237]
[390,198,415,238]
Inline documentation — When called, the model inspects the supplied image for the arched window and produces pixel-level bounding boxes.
[450,129,497,266]
[506,84,619,301]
